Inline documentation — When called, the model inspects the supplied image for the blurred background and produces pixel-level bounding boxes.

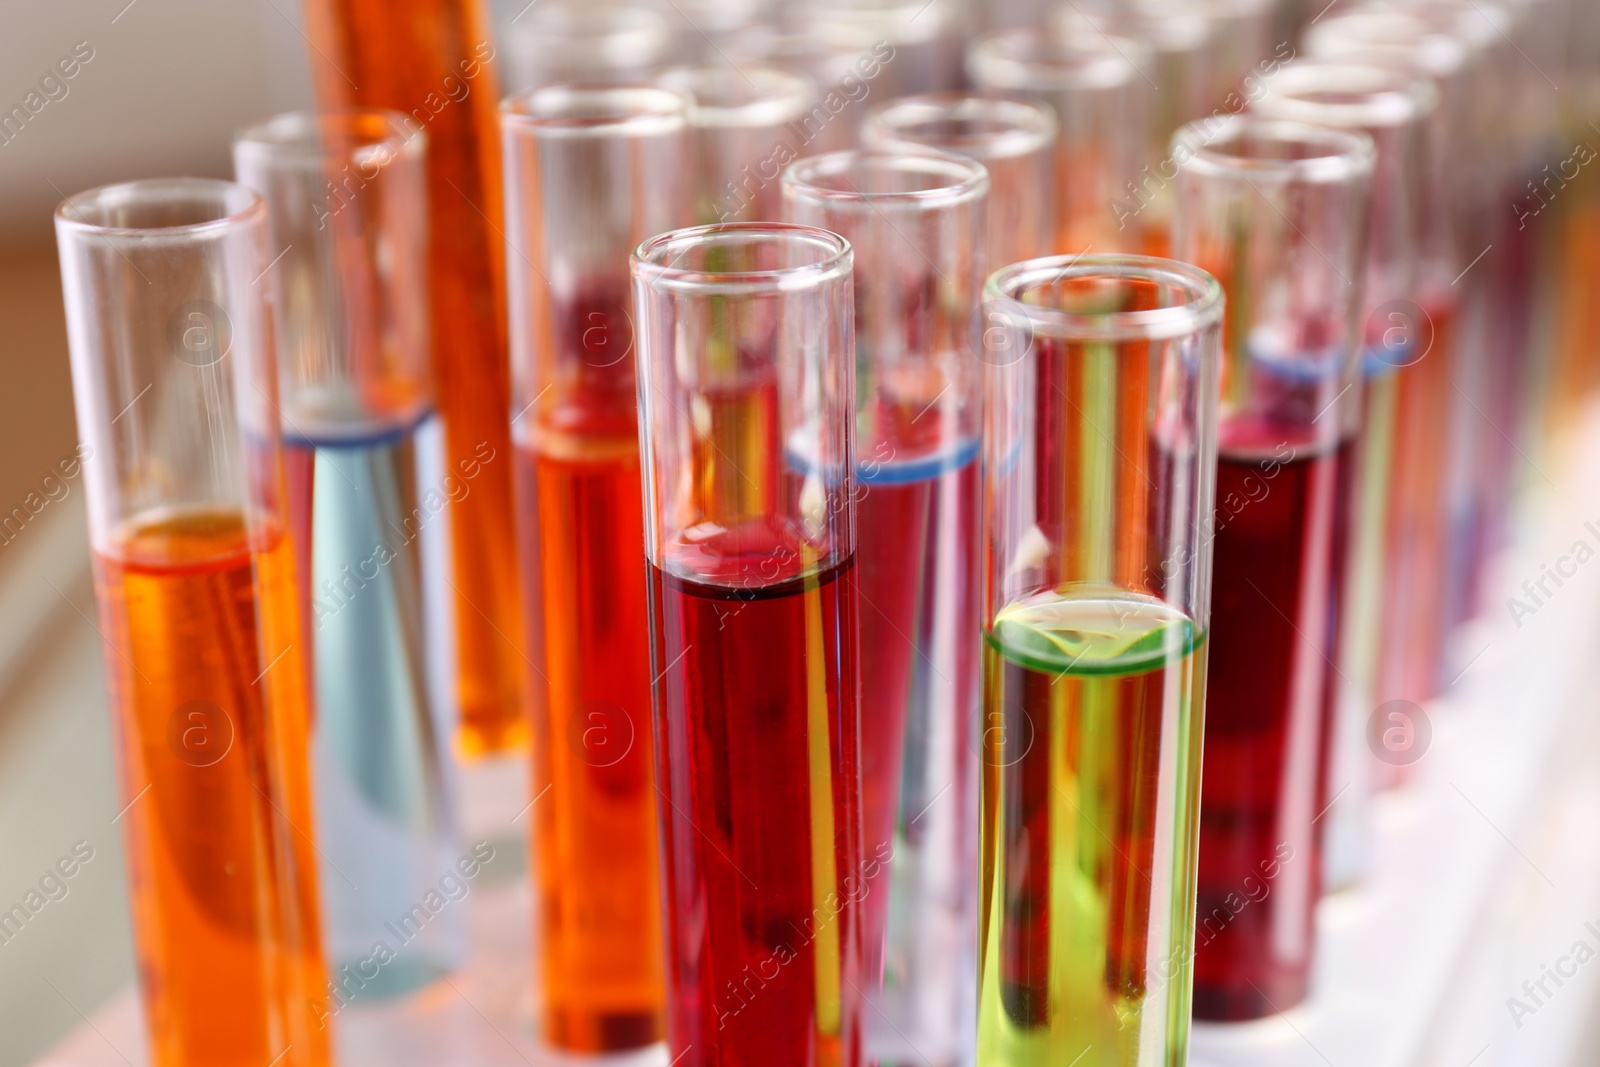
[5,2,1600,1065]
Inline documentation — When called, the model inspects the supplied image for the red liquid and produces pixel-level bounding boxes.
[648,547,864,1067]
[1377,297,1458,715]
[1193,429,1353,1020]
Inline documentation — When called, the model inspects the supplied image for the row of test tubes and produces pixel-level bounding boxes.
[50,0,1600,1064]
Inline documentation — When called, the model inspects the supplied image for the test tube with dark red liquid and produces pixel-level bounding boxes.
[1172,116,1375,1020]
[784,149,987,1065]
[633,223,865,1067]
[502,84,689,1052]
[57,179,329,1067]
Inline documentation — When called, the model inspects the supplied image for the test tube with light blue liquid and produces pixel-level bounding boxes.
[234,110,464,999]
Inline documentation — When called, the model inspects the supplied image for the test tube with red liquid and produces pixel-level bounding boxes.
[784,149,987,1065]
[633,223,865,1067]
[502,84,689,1052]
[1303,3,1482,891]
[1253,63,1440,788]
[1173,116,1375,1020]
[56,179,329,1067]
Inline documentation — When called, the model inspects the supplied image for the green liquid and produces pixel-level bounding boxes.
[979,587,1206,1067]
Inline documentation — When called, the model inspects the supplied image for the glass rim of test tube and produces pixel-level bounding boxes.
[965,25,1151,94]
[1255,59,1440,133]
[633,220,853,296]
[501,82,688,136]
[860,91,1058,163]
[1304,8,1472,79]
[1171,115,1377,186]
[984,252,1224,343]
[508,2,673,52]
[782,148,989,212]
[55,175,262,239]
[659,64,818,129]
[234,107,420,164]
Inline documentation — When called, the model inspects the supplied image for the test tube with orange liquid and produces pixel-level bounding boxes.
[501,85,689,1051]
[56,179,329,1067]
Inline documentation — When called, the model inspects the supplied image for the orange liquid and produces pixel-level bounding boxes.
[301,0,526,755]
[516,431,664,1050]
[93,509,328,1067]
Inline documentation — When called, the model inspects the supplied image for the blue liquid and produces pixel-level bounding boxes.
[285,411,464,1000]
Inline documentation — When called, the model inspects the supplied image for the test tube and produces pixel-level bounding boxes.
[302,0,526,757]
[1053,2,1216,257]
[57,179,328,1067]
[502,2,676,94]
[633,223,864,1067]
[783,150,987,1065]
[967,28,1151,254]
[502,84,689,1052]
[811,0,970,99]
[1172,117,1374,1019]
[979,254,1222,1064]
[1301,6,1478,891]
[726,22,894,152]
[233,110,464,1001]
[660,66,818,224]
[1193,0,1278,107]
[1253,63,1440,791]
[861,92,1058,269]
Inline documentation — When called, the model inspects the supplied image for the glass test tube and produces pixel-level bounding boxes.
[1253,63,1441,786]
[502,84,689,1052]
[502,2,676,95]
[301,0,526,756]
[1192,0,1277,107]
[633,224,864,1067]
[811,0,970,100]
[783,150,987,1066]
[1172,117,1374,1020]
[57,179,328,1067]
[661,66,818,224]
[233,110,465,1001]
[967,28,1151,254]
[1053,2,1216,257]
[1301,7,1475,891]
[860,92,1058,270]
[726,22,893,153]
[978,255,1222,1066]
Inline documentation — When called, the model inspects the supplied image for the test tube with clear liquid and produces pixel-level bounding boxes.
[234,109,466,1002]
